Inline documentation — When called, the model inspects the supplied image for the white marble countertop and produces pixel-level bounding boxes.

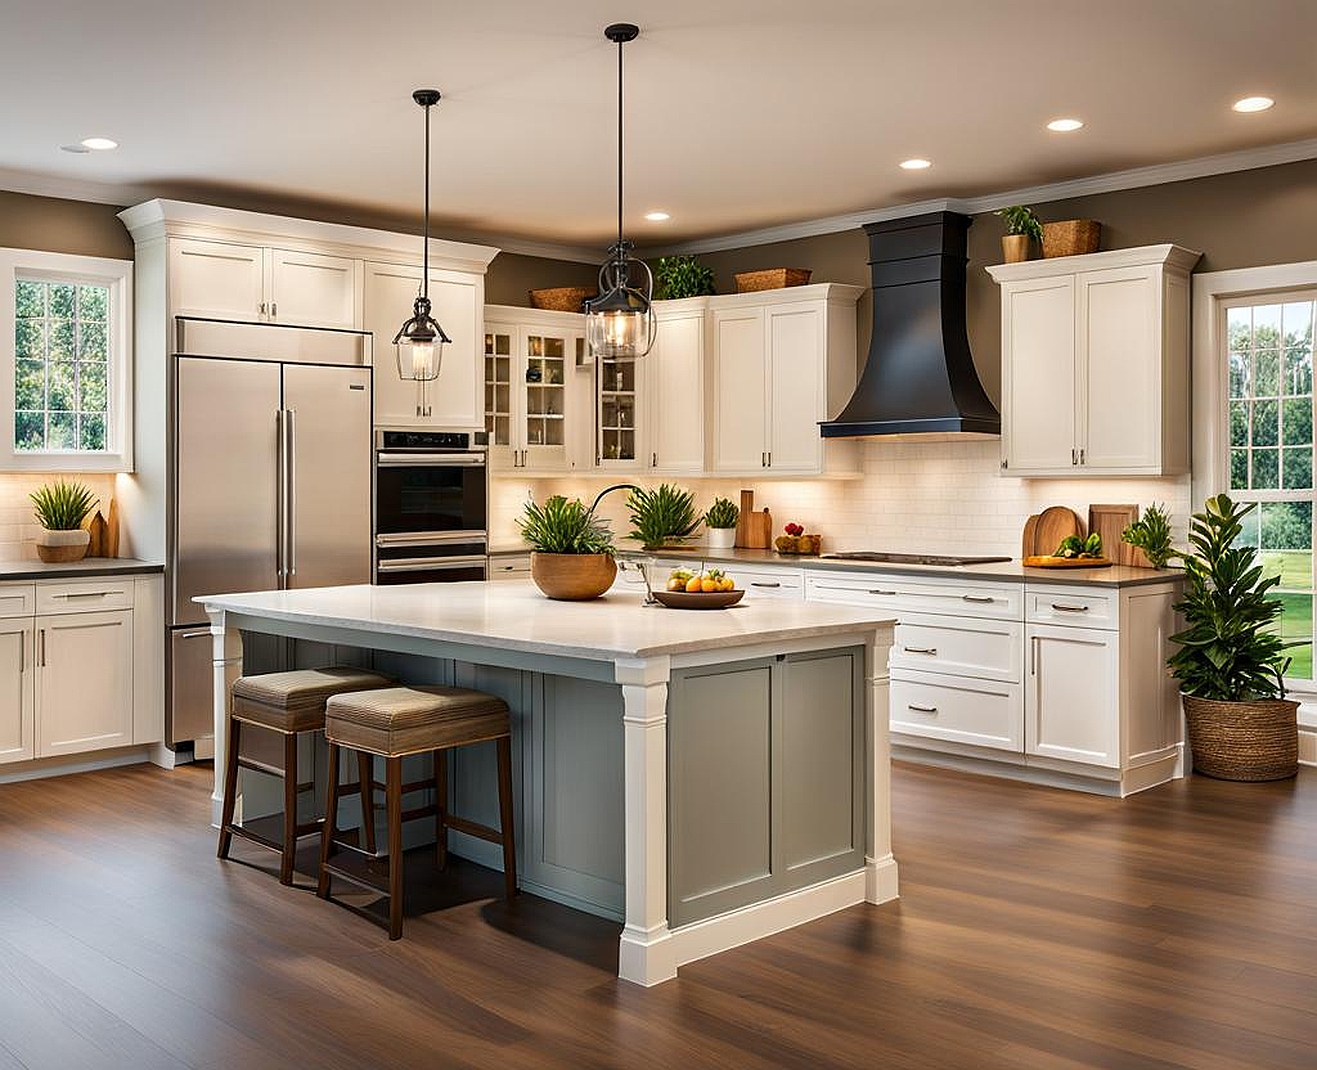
[197,580,892,661]
[0,557,164,581]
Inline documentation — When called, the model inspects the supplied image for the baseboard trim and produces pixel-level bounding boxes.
[1300,725,1315,767]
[0,746,156,785]
[892,742,1182,797]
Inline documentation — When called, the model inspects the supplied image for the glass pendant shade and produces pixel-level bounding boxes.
[393,295,450,382]
[584,243,656,359]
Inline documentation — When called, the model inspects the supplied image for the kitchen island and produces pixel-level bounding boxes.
[197,581,897,985]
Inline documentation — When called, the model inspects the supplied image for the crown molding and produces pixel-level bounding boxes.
[648,137,1317,257]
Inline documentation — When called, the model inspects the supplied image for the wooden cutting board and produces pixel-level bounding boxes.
[735,490,755,549]
[1028,506,1085,558]
[1088,504,1142,567]
[1021,514,1040,559]
[744,508,773,550]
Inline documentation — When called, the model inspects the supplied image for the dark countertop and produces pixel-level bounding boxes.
[0,558,164,581]
[647,546,1183,589]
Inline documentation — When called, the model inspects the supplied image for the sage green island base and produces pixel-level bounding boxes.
[198,581,897,985]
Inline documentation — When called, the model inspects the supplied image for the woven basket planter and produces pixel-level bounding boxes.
[734,268,812,293]
[1042,220,1101,258]
[1181,694,1299,781]
[528,287,595,313]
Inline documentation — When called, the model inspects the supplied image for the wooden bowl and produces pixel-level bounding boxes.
[652,589,744,610]
[530,552,617,600]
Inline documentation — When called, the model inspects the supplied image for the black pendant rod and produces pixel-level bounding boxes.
[616,33,623,248]
[412,88,441,302]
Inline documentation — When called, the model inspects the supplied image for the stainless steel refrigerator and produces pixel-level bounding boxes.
[168,318,373,750]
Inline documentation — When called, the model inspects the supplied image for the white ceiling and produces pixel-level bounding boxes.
[2,0,1315,253]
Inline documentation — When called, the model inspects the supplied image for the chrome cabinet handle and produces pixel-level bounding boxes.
[962,595,995,603]
[903,646,938,656]
[376,530,487,547]
[377,555,486,573]
[1051,602,1090,612]
[179,629,211,640]
[907,703,938,714]
[377,453,485,467]
[54,590,121,599]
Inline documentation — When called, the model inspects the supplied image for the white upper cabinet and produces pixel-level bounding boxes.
[268,248,361,330]
[708,284,862,477]
[989,245,1199,477]
[168,238,266,322]
[366,262,483,430]
[647,301,706,475]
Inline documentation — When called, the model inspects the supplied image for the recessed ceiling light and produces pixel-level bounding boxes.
[1232,96,1274,113]
[644,211,671,222]
[899,158,931,170]
[1046,118,1084,132]
[80,136,119,151]
[59,143,92,154]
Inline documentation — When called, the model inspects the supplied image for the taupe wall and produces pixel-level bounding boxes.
[683,158,1317,406]
[0,189,593,304]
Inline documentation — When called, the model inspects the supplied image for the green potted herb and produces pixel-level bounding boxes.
[995,205,1043,263]
[517,495,617,600]
[30,481,97,563]
[704,497,739,549]
[627,483,701,550]
[1169,494,1299,781]
[653,255,716,300]
[1121,503,1177,568]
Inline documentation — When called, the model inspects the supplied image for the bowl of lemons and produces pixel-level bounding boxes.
[652,568,744,609]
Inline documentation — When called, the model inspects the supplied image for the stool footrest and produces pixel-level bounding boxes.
[224,824,284,854]
[443,813,504,845]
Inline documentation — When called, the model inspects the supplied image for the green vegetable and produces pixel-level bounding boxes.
[1122,504,1176,568]
[627,483,701,550]
[705,496,739,530]
[29,480,97,531]
[516,495,615,555]
[1168,494,1293,701]
[653,255,716,300]
[1053,532,1103,559]
[995,205,1043,242]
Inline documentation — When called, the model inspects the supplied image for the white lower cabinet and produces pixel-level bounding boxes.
[890,670,1023,752]
[1025,623,1119,768]
[0,574,164,770]
[0,618,35,764]
[734,565,804,600]
[37,610,134,757]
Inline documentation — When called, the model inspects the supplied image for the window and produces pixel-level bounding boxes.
[1,248,132,471]
[1224,294,1316,685]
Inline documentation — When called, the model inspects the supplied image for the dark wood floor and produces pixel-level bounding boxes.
[0,762,1314,1070]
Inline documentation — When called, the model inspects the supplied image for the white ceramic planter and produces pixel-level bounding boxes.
[706,527,737,550]
[35,527,91,563]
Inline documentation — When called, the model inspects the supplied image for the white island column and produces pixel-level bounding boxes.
[616,655,676,986]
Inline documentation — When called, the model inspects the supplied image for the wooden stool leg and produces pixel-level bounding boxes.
[279,732,299,885]
[217,717,242,860]
[317,743,341,899]
[386,757,405,940]
[357,752,377,855]
[434,748,449,869]
[496,735,518,902]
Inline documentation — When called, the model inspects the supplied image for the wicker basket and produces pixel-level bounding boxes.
[1181,694,1299,781]
[1042,220,1101,258]
[528,287,595,313]
[734,268,812,293]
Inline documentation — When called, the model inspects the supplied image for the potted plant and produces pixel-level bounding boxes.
[704,497,739,550]
[994,205,1043,263]
[1121,503,1176,568]
[653,255,716,300]
[1169,494,1299,781]
[627,483,701,550]
[517,495,617,601]
[30,481,97,563]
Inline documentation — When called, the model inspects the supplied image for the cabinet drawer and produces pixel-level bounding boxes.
[890,670,1023,753]
[735,565,804,600]
[890,613,1022,683]
[36,579,134,616]
[488,554,531,581]
[0,584,35,619]
[807,570,1021,621]
[1026,585,1118,629]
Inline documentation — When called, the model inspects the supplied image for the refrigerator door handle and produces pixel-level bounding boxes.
[275,408,287,582]
[286,408,297,579]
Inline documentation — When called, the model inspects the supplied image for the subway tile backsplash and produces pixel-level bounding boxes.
[0,473,119,560]
[490,438,1191,557]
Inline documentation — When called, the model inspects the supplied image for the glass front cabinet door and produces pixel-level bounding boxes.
[596,355,641,468]
[483,316,576,472]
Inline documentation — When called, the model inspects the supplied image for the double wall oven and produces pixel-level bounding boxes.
[374,430,488,583]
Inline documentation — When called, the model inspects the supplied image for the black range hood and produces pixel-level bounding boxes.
[820,211,1000,437]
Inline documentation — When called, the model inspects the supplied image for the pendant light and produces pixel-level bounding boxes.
[394,88,451,418]
[584,23,656,360]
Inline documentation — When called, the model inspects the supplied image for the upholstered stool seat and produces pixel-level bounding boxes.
[218,667,392,885]
[318,685,518,939]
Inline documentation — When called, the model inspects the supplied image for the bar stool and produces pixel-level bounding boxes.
[317,684,517,940]
[217,667,393,885]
